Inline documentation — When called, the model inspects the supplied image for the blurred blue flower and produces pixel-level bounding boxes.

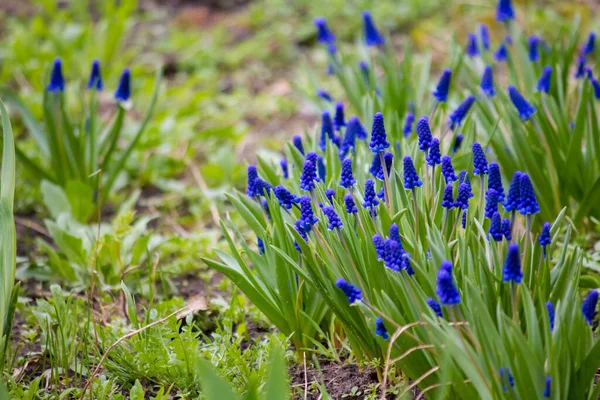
[485,188,500,219]
[453,134,464,153]
[257,237,265,255]
[280,158,289,179]
[494,43,508,61]
[47,57,65,92]
[334,102,345,131]
[441,155,458,183]
[369,112,390,153]
[546,301,555,331]
[502,218,512,240]
[274,185,298,209]
[114,68,131,102]
[488,162,505,201]
[575,55,586,79]
[403,156,422,190]
[403,112,415,137]
[481,65,496,97]
[87,59,103,90]
[320,111,334,151]
[582,290,598,325]
[584,32,596,55]
[496,0,515,22]
[503,242,523,283]
[340,159,356,188]
[466,33,479,57]
[325,188,335,205]
[432,69,452,102]
[448,95,476,130]
[508,85,536,121]
[504,171,522,212]
[247,165,259,197]
[427,298,443,318]
[317,155,326,182]
[316,88,333,102]
[539,222,551,257]
[294,220,308,252]
[293,135,305,155]
[375,317,389,339]
[314,17,336,44]
[537,66,552,93]
[518,173,540,215]
[373,234,386,260]
[489,212,503,241]
[344,194,358,214]
[362,11,385,47]
[480,24,490,51]
[436,261,460,305]
[528,35,540,61]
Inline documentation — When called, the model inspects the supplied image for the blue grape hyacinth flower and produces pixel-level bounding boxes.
[453,134,464,153]
[254,178,273,197]
[403,156,422,190]
[546,301,555,331]
[320,111,334,151]
[427,298,443,318]
[455,183,471,210]
[370,153,382,178]
[504,171,522,213]
[582,290,598,325]
[336,278,362,304]
[528,35,540,61]
[480,24,490,51]
[317,155,326,182]
[114,68,131,102]
[334,102,345,131]
[377,152,394,180]
[274,185,298,209]
[508,85,536,121]
[300,153,320,191]
[426,138,441,166]
[293,220,308,252]
[325,188,335,205]
[280,158,289,179]
[466,33,479,57]
[459,171,475,199]
[87,59,103,90]
[537,66,552,93]
[47,57,65,92]
[293,135,305,155]
[362,11,385,47]
[247,165,259,197]
[340,159,356,188]
[383,239,403,271]
[484,189,500,219]
[462,210,467,228]
[489,212,503,241]
[314,17,336,44]
[257,237,265,255]
[375,317,389,339]
[496,0,515,22]
[448,95,476,130]
[502,218,512,240]
[373,234,386,260]
[432,69,452,102]
[299,195,318,231]
[403,112,415,137]
[316,88,332,102]
[488,162,505,201]
[416,116,433,152]
[539,222,551,257]
[340,119,358,159]
[592,79,600,99]
[472,143,489,176]
[543,377,551,398]
[389,224,403,246]
[575,54,586,79]
[518,173,540,215]
[344,194,358,214]
[369,112,390,153]
[481,65,496,97]
[363,179,380,211]
[503,242,523,283]
[584,32,596,55]
[442,184,455,209]
[323,206,343,230]
[494,43,508,62]
[441,155,458,183]
[436,261,460,305]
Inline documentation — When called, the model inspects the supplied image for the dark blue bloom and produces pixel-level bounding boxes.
[494,43,508,62]
[575,55,586,79]
[294,219,308,252]
[448,95,476,131]
[334,102,345,131]
[336,278,362,303]
[582,290,598,325]
[432,69,452,102]
[300,153,320,191]
[543,376,551,397]
[508,85,536,121]
[416,116,433,152]
[340,118,358,159]
[455,183,471,210]
[389,223,403,245]
[592,79,600,99]
[489,212,503,241]
[518,173,540,215]
[247,165,259,197]
[403,112,415,137]
[496,0,515,22]
[481,65,496,97]
[114,68,131,102]
[441,156,458,183]
[462,210,467,228]
[323,206,343,230]
[299,195,318,231]
[547,301,555,331]
[293,135,305,155]
[503,242,523,283]
[436,261,460,305]
[47,57,65,92]
[472,143,489,176]
[363,179,380,209]
[340,159,356,188]
[466,33,479,57]
[442,184,455,209]
[317,155,326,182]
[539,222,551,257]
[377,188,385,201]
[87,59,103,90]
[502,218,512,240]
[373,234,386,260]
[320,111,334,151]
[375,317,389,339]
[427,298,443,317]
[254,178,273,197]
[537,66,552,93]
[314,17,336,44]
[459,170,474,198]
[584,32,596,55]
[362,11,385,47]
[427,138,442,166]
[379,152,394,180]
[369,112,390,153]
[499,368,515,392]
[488,162,504,201]
[504,171,522,212]
[280,158,289,179]
[453,134,464,153]
[485,189,500,219]
[316,88,333,102]
[403,156,422,190]
[344,194,358,214]
[383,238,403,271]
[325,188,336,205]
[370,154,382,178]
[352,116,367,140]
[480,24,490,51]
[257,237,265,255]
[274,185,298,209]
[529,35,540,61]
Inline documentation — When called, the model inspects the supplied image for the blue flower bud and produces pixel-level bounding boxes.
[325,188,335,205]
[441,155,458,183]
[472,143,489,176]
[247,165,259,197]
[582,290,598,325]
[320,111,334,151]
[499,368,515,392]
[436,261,460,305]
[299,195,318,232]
[462,210,467,228]
[87,59,103,90]
[584,32,596,55]
[481,65,496,97]
[537,66,552,93]
[403,156,422,190]
[416,116,433,152]
[453,134,464,153]
[502,218,512,240]
[591,78,600,99]
[362,11,385,47]
[432,69,452,102]
[114,68,131,102]
[503,242,523,283]
[496,0,515,22]
[317,155,326,182]
[539,222,551,257]
[528,35,540,61]
[334,102,345,131]
[336,278,362,303]
[369,112,390,153]
[518,173,539,215]
[47,57,65,92]
[508,85,536,121]
[340,117,359,159]
[427,298,443,317]
[494,43,508,62]
[442,184,455,209]
[316,88,333,102]
[274,185,298,209]
[466,33,479,57]
[489,212,503,241]
[254,178,273,197]
[575,54,586,79]
[300,153,320,191]
[427,138,441,166]
[389,224,403,245]
[485,188,500,219]
[504,171,522,212]
[455,183,471,210]
[293,220,308,252]
[344,194,358,214]
[314,17,336,44]
[480,24,490,51]
[543,376,551,397]
[546,301,555,331]
[448,95,476,130]
[375,317,389,339]
[383,239,403,271]
[403,112,415,137]
[363,179,380,210]
[373,234,385,260]
[323,206,343,230]
[293,135,305,155]
[340,159,356,188]
[280,158,289,179]
[488,162,504,201]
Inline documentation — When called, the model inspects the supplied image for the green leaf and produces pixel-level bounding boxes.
[41,180,72,219]
[264,346,289,400]
[195,357,241,400]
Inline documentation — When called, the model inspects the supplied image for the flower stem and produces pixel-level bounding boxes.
[478,175,486,223]
[412,189,419,261]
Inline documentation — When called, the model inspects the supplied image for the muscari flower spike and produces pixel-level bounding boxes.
[320,111,334,151]
[582,290,598,325]
[427,298,443,318]
[480,24,490,51]
[254,178,273,197]
[584,32,596,55]
[340,159,356,188]
[485,188,500,219]
[529,35,540,62]
[442,184,455,209]
[369,112,390,153]
[334,102,345,131]
[257,237,265,255]
[47,57,65,92]
[114,68,131,102]
[403,112,415,137]
[494,43,508,62]
[323,206,343,230]
[462,210,467,228]
[340,118,358,159]
[314,17,336,44]
[299,195,318,231]
[427,139,442,167]
[362,11,385,47]
[432,69,452,102]
[300,153,320,191]
[472,143,489,176]
[403,156,422,190]
[455,183,471,210]
[441,155,458,183]
[518,173,540,215]
[575,55,586,79]
[502,218,512,240]
[274,185,297,209]
[543,377,551,398]
[503,242,523,283]
[448,95,476,131]
[539,222,551,257]
[375,317,389,340]
[280,158,289,179]
[373,234,386,260]
[481,65,496,97]
[453,134,464,153]
[592,79,600,99]
[370,153,382,178]
[344,194,358,214]
[508,85,536,121]
[537,66,552,93]
[459,170,474,198]
[363,179,380,210]
[317,155,326,182]
[547,301,555,331]
[293,220,308,252]
[416,116,433,152]
[389,224,403,245]
[466,33,479,57]
[325,188,335,204]
[247,165,259,197]
[488,162,505,201]
[383,239,404,271]
[293,135,305,155]
[489,212,503,241]
[378,152,394,180]
[496,0,515,22]
[352,117,367,140]
[436,261,460,305]
[316,88,332,102]
[504,171,522,212]
[87,59,103,90]
[336,278,362,303]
